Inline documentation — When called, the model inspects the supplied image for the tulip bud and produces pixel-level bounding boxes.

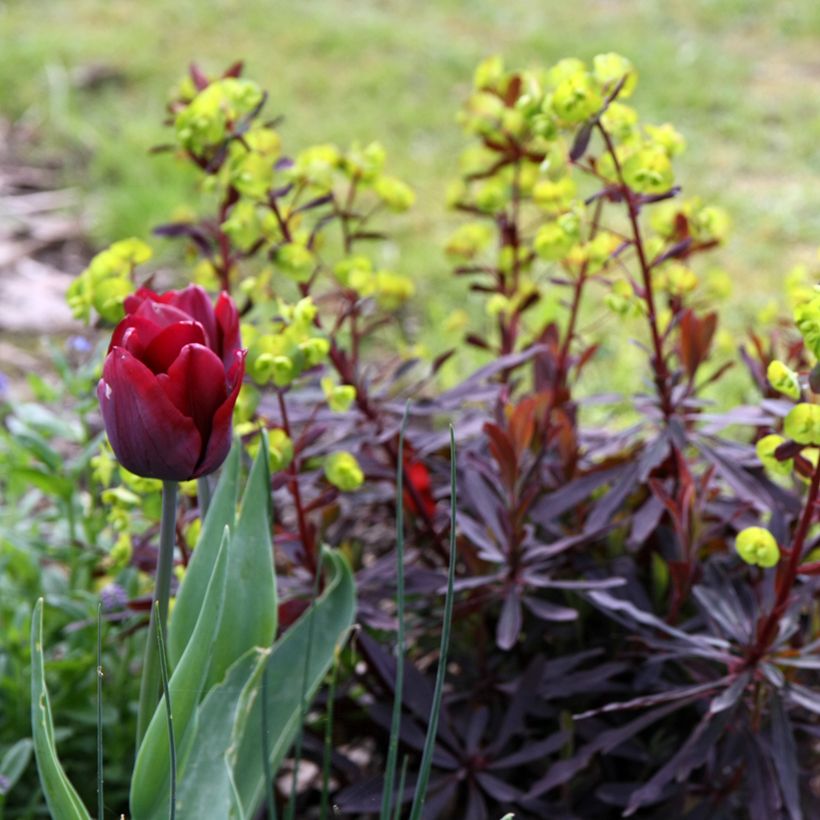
[735,527,780,568]
[97,285,245,481]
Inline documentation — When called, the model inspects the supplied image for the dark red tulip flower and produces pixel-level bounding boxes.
[97,285,246,481]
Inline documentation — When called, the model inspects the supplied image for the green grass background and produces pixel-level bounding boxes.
[2,0,820,374]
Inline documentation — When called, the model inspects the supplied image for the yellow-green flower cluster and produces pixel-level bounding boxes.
[795,292,820,360]
[285,140,415,207]
[767,360,801,400]
[225,127,282,200]
[756,434,794,477]
[243,297,330,388]
[324,451,364,491]
[322,377,356,412]
[67,238,152,323]
[175,78,264,155]
[784,403,820,446]
[735,527,780,568]
[650,199,731,244]
[333,255,414,310]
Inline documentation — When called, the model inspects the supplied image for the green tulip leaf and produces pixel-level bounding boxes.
[205,432,276,689]
[29,599,91,820]
[175,647,270,819]
[168,441,240,667]
[130,530,230,820]
[231,549,356,817]
[0,737,34,797]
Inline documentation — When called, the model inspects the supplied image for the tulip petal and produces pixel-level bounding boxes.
[214,291,242,366]
[196,349,246,477]
[163,286,218,351]
[158,343,227,446]
[98,348,201,481]
[142,321,207,374]
[108,315,161,355]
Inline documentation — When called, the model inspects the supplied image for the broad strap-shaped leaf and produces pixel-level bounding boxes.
[130,531,230,820]
[29,599,91,820]
[205,436,276,689]
[0,737,33,799]
[169,441,240,667]
[231,550,356,817]
[175,647,270,819]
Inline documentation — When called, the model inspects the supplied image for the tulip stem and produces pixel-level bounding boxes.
[135,480,179,751]
[197,475,212,518]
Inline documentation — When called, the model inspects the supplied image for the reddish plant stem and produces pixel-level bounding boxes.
[276,389,317,575]
[596,123,674,421]
[555,196,604,390]
[216,194,235,293]
[746,464,820,665]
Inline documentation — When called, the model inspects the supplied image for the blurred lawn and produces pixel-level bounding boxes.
[2,0,820,371]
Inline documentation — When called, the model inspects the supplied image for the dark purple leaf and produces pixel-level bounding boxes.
[628,494,665,547]
[475,771,523,802]
[569,119,594,161]
[650,237,693,267]
[530,465,625,527]
[523,596,577,622]
[436,345,546,405]
[623,707,734,815]
[464,783,488,820]
[490,731,568,769]
[692,582,753,645]
[356,631,460,751]
[585,462,641,532]
[524,527,613,561]
[574,678,730,720]
[153,221,214,258]
[586,590,732,659]
[708,672,751,714]
[527,700,688,797]
[457,512,504,562]
[696,439,800,515]
[770,692,802,820]
[786,683,820,716]
[497,590,522,650]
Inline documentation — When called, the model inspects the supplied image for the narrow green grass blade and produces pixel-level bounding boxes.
[318,651,339,820]
[392,756,409,820]
[408,426,457,820]
[154,602,176,820]
[96,602,104,820]
[380,402,410,820]
[169,441,240,666]
[29,599,91,820]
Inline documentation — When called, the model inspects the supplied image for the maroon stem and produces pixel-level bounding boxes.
[276,389,317,574]
[746,463,820,665]
[596,123,674,421]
